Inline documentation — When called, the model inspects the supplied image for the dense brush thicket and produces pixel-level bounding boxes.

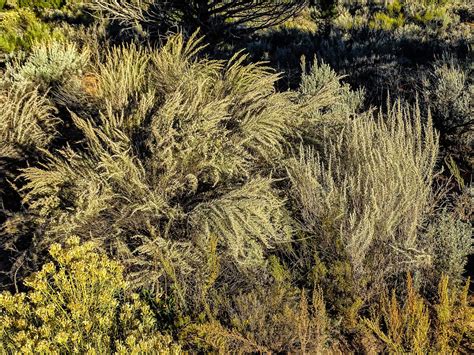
[0,0,473,353]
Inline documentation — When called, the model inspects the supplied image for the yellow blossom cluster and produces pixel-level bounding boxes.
[0,237,181,354]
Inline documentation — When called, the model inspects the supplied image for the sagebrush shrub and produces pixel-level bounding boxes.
[423,212,473,288]
[8,40,89,91]
[286,99,439,299]
[17,33,297,310]
[423,55,473,132]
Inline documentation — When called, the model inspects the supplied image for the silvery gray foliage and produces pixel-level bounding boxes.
[7,41,89,91]
[423,55,473,132]
[424,212,473,287]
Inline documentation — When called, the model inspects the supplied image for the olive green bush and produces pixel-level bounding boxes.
[0,8,63,54]
[365,274,471,354]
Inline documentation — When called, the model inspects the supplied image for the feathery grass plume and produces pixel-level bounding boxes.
[0,83,58,150]
[95,43,151,113]
[19,32,297,307]
[8,40,90,91]
[190,177,292,271]
[0,237,181,353]
[286,100,439,297]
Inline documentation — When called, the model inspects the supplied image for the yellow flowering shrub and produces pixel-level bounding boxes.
[0,237,181,354]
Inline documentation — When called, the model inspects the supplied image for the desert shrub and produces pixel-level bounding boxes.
[332,7,367,30]
[276,8,318,33]
[370,11,405,30]
[365,274,471,353]
[423,212,473,288]
[367,0,454,30]
[16,33,297,310]
[8,40,89,91]
[404,0,454,27]
[187,288,329,353]
[423,55,473,132]
[184,262,330,353]
[420,55,473,171]
[369,0,405,30]
[0,6,472,352]
[286,99,439,301]
[93,43,151,114]
[90,0,307,40]
[0,237,181,353]
[0,8,63,54]
[298,56,364,117]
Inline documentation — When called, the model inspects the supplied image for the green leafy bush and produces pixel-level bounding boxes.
[19,0,66,9]
[0,8,63,54]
